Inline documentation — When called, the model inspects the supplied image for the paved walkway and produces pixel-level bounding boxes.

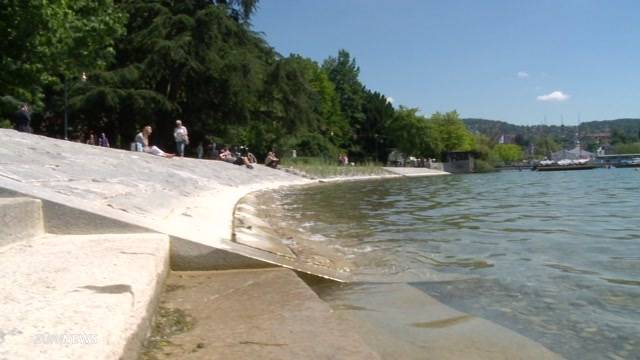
[142,268,379,359]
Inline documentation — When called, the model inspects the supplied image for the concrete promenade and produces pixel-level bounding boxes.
[0,130,561,359]
[0,129,313,272]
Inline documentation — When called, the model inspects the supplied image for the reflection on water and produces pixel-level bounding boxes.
[258,169,640,359]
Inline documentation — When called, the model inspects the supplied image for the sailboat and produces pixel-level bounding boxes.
[533,118,596,171]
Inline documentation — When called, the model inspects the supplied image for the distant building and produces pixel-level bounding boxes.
[550,147,594,161]
[582,132,611,145]
[596,145,613,156]
[496,134,517,144]
[445,151,478,173]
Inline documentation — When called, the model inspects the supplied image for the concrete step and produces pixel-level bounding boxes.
[0,232,170,360]
[0,197,44,246]
[142,268,380,359]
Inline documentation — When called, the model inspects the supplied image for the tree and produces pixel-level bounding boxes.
[430,111,474,154]
[361,90,395,161]
[613,142,640,154]
[388,106,430,158]
[259,55,347,157]
[322,50,365,153]
[0,1,126,107]
[533,136,561,158]
[69,0,273,147]
[493,144,524,164]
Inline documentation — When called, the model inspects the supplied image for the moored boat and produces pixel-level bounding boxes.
[615,157,640,168]
[533,159,596,171]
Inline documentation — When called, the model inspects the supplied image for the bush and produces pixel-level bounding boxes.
[474,159,495,173]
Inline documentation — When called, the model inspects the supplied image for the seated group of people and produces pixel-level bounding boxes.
[217,147,280,169]
[133,125,280,169]
[219,146,256,169]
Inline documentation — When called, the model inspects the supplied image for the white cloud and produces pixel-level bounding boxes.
[517,71,529,79]
[537,90,570,102]
[386,96,394,104]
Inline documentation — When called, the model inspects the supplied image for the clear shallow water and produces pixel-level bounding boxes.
[265,169,640,359]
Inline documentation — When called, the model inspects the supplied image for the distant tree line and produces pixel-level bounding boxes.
[1,0,477,163]
[465,118,640,157]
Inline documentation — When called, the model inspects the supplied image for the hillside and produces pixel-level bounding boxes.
[463,117,640,143]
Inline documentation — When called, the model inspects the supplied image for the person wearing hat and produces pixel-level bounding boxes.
[173,120,189,157]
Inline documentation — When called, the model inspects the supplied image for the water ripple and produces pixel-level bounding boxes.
[264,169,640,360]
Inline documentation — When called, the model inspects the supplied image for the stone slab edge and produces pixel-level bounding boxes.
[0,197,44,246]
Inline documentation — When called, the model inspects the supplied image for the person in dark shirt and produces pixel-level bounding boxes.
[14,104,32,133]
[98,133,110,147]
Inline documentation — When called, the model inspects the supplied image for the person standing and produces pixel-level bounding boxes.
[196,142,204,159]
[13,104,32,133]
[173,120,189,157]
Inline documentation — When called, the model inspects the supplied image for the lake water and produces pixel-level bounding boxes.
[255,168,640,359]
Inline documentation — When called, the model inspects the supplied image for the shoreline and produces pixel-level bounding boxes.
[0,130,560,359]
[233,173,563,360]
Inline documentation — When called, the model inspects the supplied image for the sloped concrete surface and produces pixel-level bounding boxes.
[143,268,379,359]
[0,233,170,360]
[0,197,43,246]
[0,130,311,269]
[314,282,562,360]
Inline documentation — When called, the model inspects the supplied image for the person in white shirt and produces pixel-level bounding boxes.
[173,120,189,157]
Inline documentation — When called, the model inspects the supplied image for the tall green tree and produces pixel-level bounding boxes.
[493,144,524,163]
[533,136,561,158]
[322,50,365,152]
[361,90,395,161]
[388,106,430,158]
[430,111,474,153]
[0,0,126,107]
[71,0,272,146]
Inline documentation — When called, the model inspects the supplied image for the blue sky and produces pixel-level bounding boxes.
[252,0,640,125]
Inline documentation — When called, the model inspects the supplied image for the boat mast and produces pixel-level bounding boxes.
[577,113,582,158]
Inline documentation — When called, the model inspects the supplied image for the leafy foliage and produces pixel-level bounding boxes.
[612,142,640,154]
[0,0,126,107]
[493,144,524,164]
[1,1,478,164]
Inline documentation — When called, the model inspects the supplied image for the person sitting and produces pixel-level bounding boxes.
[86,132,97,145]
[338,153,349,166]
[219,147,236,163]
[134,125,175,158]
[236,147,254,169]
[265,151,280,169]
[220,146,252,169]
[246,148,257,164]
[98,133,110,147]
